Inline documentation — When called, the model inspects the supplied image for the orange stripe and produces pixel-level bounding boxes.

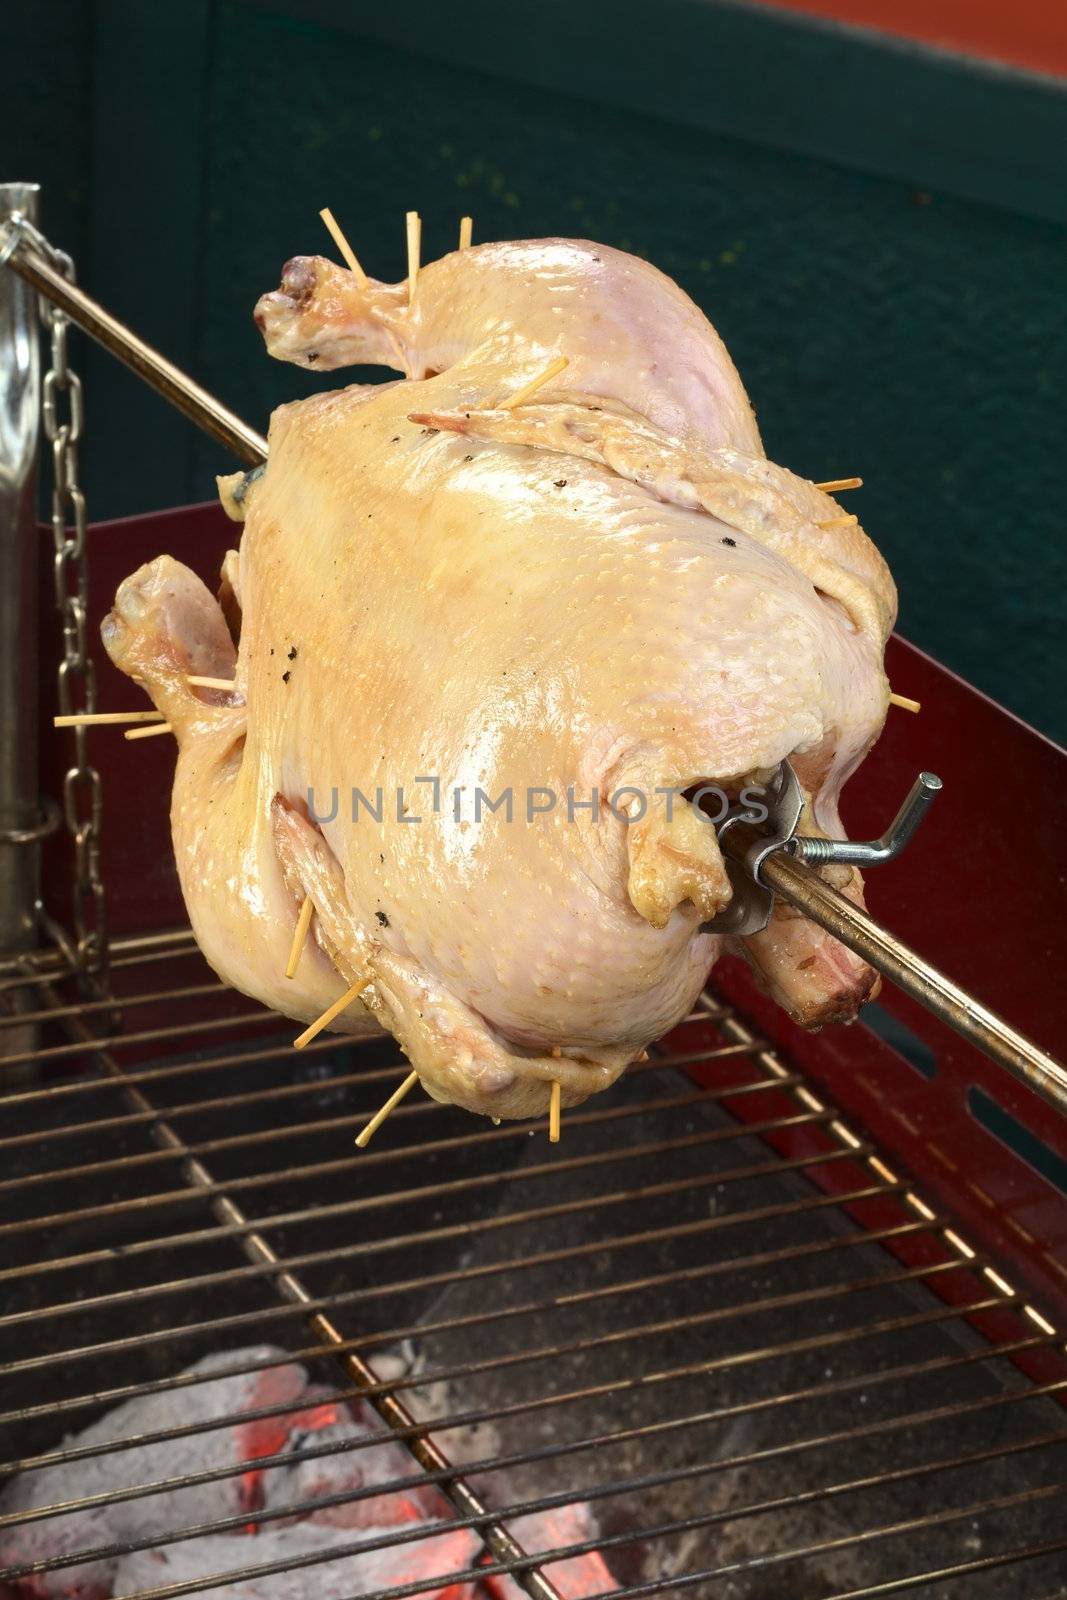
[745,0,1067,79]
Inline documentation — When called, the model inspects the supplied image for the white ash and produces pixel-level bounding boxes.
[109,1522,482,1600]
[0,1345,613,1600]
[0,1348,306,1600]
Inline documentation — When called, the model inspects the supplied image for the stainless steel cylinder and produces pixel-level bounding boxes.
[0,182,41,1066]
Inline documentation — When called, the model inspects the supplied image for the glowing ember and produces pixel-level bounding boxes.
[238,1400,341,1525]
[484,1506,617,1600]
[0,1349,615,1600]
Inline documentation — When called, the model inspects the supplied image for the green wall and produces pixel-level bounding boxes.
[3,0,1065,740]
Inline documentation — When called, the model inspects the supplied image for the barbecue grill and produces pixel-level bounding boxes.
[2,183,1065,1600]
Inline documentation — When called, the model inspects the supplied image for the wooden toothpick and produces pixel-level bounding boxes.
[124,722,174,741]
[818,514,859,529]
[54,711,164,728]
[549,1079,561,1143]
[458,215,473,251]
[497,354,569,411]
[815,477,862,493]
[294,975,372,1049]
[186,675,237,691]
[356,1069,419,1148]
[319,207,368,287]
[889,693,922,713]
[406,210,421,307]
[285,894,314,979]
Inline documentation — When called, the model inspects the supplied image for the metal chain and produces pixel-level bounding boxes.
[27,218,109,983]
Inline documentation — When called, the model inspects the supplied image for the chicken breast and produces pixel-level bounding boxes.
[101,237,895,1120]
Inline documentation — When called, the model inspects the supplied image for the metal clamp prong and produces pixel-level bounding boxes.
[787,771,942,871]
[703,763,942,937]
[704,761,804,936]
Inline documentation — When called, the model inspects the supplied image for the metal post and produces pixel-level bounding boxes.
[0,182,42,1067]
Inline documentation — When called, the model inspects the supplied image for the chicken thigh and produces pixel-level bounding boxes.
[102,237,895,1120]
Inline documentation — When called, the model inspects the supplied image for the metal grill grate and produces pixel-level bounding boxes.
[1,936,1066,1600]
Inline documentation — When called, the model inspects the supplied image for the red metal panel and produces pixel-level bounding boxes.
[671,1015,1067,1401]
[745,0,1067,79]
[709,632,1067,1323]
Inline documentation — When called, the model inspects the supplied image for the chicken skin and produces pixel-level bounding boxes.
[102,238,895,1119]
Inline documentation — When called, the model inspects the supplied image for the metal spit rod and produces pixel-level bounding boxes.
[0,219,266,466]
[722,824,1067,1111]
[2,221,1065,1116]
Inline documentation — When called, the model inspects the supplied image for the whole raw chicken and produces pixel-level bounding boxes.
[102,237,896,1119]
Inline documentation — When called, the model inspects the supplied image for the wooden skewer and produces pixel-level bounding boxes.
[815,476,862,493]
[294,975,373,1049]
[818,514,858,529]
[124,722,174,741]
[549,1079,561,1143]
[319,207,368,287]
[889,693,922,714]
[186,675,237,691]
[406,210,421,307]
[285,894,314,979]
[54,710,164,727]
[498,354,569,411]
[356,1069,419,1148]
[458,215,473,251]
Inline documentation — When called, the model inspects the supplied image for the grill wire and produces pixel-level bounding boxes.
[1,934,1066,1600]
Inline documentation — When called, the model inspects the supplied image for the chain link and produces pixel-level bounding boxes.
[29,220,109,982]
